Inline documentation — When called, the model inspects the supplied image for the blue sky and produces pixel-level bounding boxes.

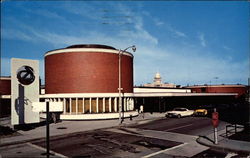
[1,1,249,86]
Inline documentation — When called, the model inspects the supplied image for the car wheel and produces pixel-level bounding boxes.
[177,114,181,118]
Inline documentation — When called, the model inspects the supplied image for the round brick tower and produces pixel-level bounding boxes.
[45,44,133,94]
[44,44,137,120]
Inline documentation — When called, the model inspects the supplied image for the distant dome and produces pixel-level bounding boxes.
[155,72,161,79]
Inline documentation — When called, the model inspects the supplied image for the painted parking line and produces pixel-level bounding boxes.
[142,143,188,158]
[164,123,193,132]
[26,142,67,158]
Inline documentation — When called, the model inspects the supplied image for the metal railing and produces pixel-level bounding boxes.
[226,124,244,137]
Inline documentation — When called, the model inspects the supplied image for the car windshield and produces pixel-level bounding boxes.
[173,108,186,111]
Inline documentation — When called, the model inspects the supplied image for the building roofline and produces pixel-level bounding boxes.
[184,84,246,88]
[0,76,11,80]
[44,44,134,57]
[134,86,186,89]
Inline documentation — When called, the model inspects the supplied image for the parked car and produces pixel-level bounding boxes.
[194,109,208,116]
[165,108,194,118]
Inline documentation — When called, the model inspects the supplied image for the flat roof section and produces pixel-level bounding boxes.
[1,92,237,99]
[185,85,246,88]
[133,92,238,97]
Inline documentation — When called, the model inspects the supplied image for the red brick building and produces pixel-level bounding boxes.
[44,44,136,120]
[0,77,11,95]
[0,77,11,117]
[184,85,247,98]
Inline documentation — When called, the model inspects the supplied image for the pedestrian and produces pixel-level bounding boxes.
[140,105,144,118]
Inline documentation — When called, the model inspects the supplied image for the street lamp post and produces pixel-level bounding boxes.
[118,45,136,125]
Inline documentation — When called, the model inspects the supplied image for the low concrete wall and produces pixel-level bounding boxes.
[40,111,139,120]
[60,111,139,120]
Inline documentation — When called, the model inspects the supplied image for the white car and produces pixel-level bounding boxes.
[165,108,194,118]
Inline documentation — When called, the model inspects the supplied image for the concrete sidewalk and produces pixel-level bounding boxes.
[0,112,165,147]
[197,128,250,154]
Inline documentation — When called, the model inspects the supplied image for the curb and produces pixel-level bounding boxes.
[196,136,250,154]
[0,137,43,147]
[0,116,164,147]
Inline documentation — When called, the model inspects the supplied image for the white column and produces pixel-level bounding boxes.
[131,98,134,110]
[69,98,72,114]
[103,98,105,113]
[114,98,117,112]
[109,97,111,112]
[123,98,127,112]
[130,98,133,110]
[96,98,99,113]
[82,98,85,114]
[76,98,78,114]
[130,98,131,110]
[90,98,92,113]
[127,98,129,111]
[63,98,66,114]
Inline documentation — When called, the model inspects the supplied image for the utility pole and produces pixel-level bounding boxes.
[118,45,136,125]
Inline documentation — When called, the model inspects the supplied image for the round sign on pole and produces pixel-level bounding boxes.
[212,112,219,128]
[16,66,35,85]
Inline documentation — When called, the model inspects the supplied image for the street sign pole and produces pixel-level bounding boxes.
[46,101,50,158]
[212,108,219,144]
[214,127,218,144]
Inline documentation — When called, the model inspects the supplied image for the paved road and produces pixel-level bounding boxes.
[0,116,238,158]
[132,116,228,136]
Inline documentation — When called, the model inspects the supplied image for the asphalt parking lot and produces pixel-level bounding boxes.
[30,129,181,158]
[132,116,228,136]
[1,114,248,157]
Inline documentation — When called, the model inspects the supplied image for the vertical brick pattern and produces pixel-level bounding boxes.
[189,86,247,97]
[0,79,11,95]
[45,51,133,94]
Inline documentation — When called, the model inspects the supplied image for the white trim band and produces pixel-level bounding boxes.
[45,48,133,57]
[40,93,134,98]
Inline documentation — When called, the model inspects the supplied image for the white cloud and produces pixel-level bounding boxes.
[2,21,247,86]
[142,11,164,26]
[133,43,248,86]
[223,45,232,51]
[116,3,158,45]
[174,31,186,38]
[165,24,187,38]
[2,2,247,86]
[60,1,102,20]
[2,2,158,47]
[2,25,248,86]
[23,7,66,21]
[2,28,33,41]
[155,20,164,26]
[198,33,206,47]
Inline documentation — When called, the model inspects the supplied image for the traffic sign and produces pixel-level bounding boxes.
[212,112,219,128]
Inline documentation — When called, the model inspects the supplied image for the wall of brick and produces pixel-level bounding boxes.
[45,51,133,94]
[0,79,11,95]
[189,86,247,97]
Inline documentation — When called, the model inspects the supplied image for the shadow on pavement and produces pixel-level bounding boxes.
[198,135,214,144]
